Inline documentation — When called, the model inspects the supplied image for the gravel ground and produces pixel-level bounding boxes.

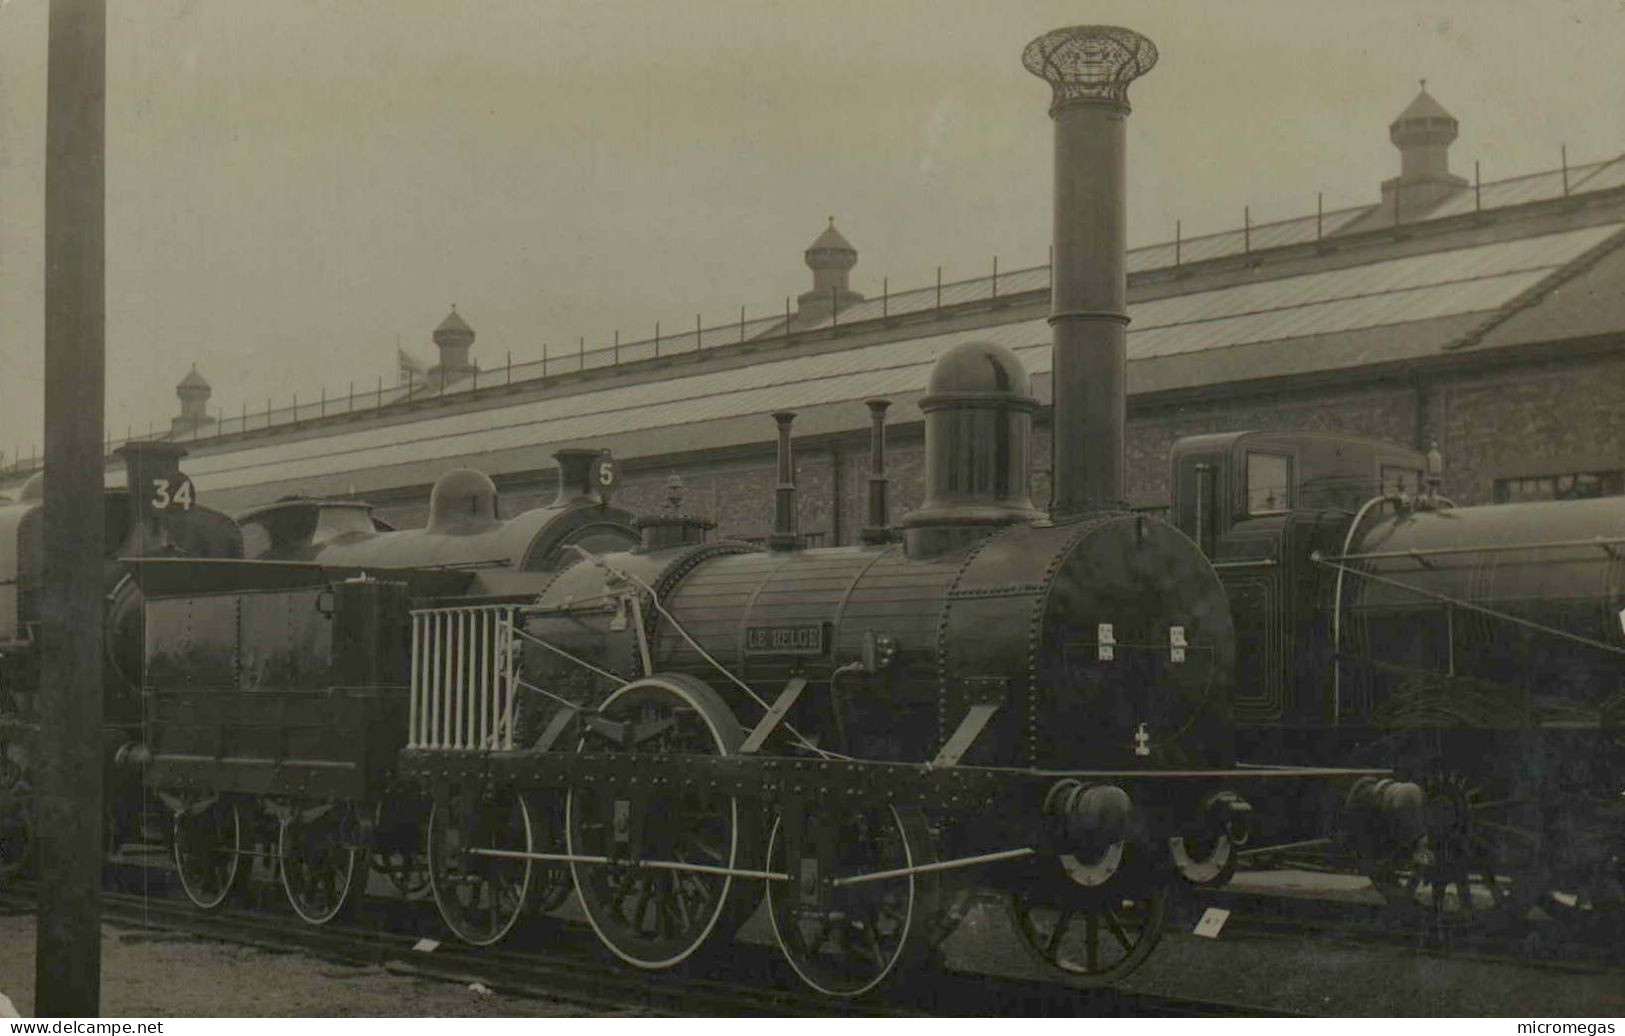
[928,898,1625,1017]
[0,913,625,1018]
[4,880,1622,1017]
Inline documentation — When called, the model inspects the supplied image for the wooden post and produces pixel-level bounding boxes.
[36,0,106,1015]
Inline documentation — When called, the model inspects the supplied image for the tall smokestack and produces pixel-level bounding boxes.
[1023,26,1157,515]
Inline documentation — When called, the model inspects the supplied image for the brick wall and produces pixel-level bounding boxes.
[1425,349,1625,504]
[367,349,1618,536]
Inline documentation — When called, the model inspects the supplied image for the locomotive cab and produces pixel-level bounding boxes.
[1169,431,1426,727]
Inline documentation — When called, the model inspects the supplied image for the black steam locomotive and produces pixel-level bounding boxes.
[131,343,1401,995]
[17,20,1621,1004]
[0,443,243,879]
[1165,430,1625,932]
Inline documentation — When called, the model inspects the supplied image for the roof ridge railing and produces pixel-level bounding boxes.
[6,150,1622,484]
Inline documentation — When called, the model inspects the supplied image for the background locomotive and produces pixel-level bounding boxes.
[0,442,242,879]
[1166,429,1625,931]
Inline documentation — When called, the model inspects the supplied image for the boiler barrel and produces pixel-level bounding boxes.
[1340,496,1625,713]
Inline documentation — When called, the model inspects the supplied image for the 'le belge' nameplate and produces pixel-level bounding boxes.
[744,623,828,656]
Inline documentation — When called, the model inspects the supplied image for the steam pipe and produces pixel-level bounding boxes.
[1024,26,1158,516]
[768,411,799,550]
[861,398,891,544]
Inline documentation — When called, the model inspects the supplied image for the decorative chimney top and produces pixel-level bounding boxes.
[1382,81,1466,218]
[177,365,210,395]
[795,218,864,326]
[171,365,215,436]
[1022,25,1158,114]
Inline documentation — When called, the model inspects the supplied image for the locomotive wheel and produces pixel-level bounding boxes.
[0,789,31,881]
[526,790,573,915]
[427,791,534,947]
[371,799,430,899]
[373,846,430,899]
[566,673,746,970]
[279,800,366,926]
[766,805,940,998]
[1365,770,1545,931]
[173,797,245,911]
[1168,831,1238,887]
[1006,885,1168,986]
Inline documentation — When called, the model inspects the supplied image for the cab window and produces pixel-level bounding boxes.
[1246,452,1292,515]
[1381,464,1423,496]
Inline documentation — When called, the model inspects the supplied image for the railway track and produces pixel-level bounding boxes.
[3,872,1297,1018]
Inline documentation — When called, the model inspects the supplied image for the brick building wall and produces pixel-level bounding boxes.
[1425,348,1625,504]
[367,347,1620,538]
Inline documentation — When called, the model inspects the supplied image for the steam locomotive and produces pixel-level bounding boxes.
[0,443,243,879]
[1165,430,1625,932]
[113,25,1436,996]
[13,20,1619,1004]
[131,332,1409,994]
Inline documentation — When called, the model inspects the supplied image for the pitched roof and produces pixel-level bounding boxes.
[177,366,210,391]
[807,219,855,253]
[436,307,473,335]
[1394,88,1455,124]
[129,220,1625,504]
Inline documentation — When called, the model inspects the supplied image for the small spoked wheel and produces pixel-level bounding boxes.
[567,673,747,970]
[767,804,940,998]
[1007,885,1168,986]
[372,800,430,900]
[279,799,367,926]
[0,790,32,881]
[1366,770,1544,931]
[174,797,245,911]
[1168,831,1238,887]
[428,791,534,946]
[373,847,430,899]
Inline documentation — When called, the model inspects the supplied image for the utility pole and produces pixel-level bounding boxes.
[36,0,107,1016]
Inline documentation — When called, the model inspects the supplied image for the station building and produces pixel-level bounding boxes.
[11,88,1625,539]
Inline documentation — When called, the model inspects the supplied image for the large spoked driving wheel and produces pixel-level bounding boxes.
[1007,884,1168,986]
[279,800,367,926]
[767,804,940,998]
[174,797,245,911]
[1366,770,1544,930]
[566,673,747,970]
[428,791,534,946]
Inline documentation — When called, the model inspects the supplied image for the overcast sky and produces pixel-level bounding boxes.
[3,0,1624,461]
